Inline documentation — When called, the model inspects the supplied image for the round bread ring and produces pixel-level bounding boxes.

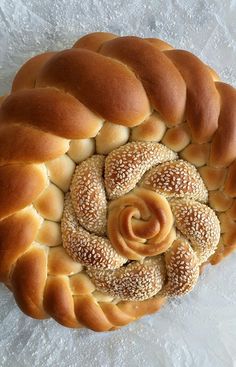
[0,32,235,331]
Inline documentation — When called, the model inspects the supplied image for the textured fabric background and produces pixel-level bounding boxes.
[0,1,236,366]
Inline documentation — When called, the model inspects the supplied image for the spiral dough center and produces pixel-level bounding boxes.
[107,188,174,260]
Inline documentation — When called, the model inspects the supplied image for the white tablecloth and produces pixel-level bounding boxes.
[0,1,236,366]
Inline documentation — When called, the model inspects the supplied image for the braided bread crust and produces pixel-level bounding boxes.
[0,32,236,331]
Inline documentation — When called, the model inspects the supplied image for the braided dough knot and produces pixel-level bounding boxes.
[62,141,221,301]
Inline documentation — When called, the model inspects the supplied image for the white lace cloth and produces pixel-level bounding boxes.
[0,1,236,366]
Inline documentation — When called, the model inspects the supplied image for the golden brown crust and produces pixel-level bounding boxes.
[46,155,75,192]
[0,164,47,219]
[0,31,235,331]
[0,96,5,103]
[145,38,173,51]
[96,122,129,154]
[164,50,220,143]
[36,220,62,247]
[44,276,81,328]
[180,143,210,167]
[70,273,95,295]
[61,140,214,303]
[0,88,102,139]
[34,183,64,221]
[47,247,82,275]
[162,123,190,151]
[210,83,236,167]
[224,161,236,197]
[131,112,166,142]
[100,36,186,125]
[118,295,166,318]
[37,48,150,126]
[12,52,56,92]
[11,246,48,319]
[0,124,69,165]
[73,32,118,51]
[199,166,226,191]
[68,138,95,163]
[227,200,236,220]
[0,208,41,282]
[99,303,134,326]
[74,295,113,331]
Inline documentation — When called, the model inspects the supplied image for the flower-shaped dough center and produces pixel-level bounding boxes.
[107,188,174,260]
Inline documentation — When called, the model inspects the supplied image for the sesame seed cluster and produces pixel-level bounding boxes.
[62,141,221,301]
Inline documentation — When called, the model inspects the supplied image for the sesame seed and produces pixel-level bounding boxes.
[105,142,177,199]
[171,199,221,263]
[87,257,165,301]
[141,159,208,202]
[60,141,221,302]
[61,193,127,269]
[70,155,107,236]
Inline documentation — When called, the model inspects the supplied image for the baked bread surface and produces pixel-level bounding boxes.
[0,32,236,331]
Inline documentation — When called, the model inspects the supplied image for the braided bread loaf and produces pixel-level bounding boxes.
[0,32,236,331]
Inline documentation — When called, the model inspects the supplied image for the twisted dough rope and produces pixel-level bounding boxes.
[64,142,219,300]
[0,32,235,331]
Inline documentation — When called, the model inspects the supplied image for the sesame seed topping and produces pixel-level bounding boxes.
[87,257,165,301]
[70,155,107,236]
[61,193,126,269]
[60,141,221,302]
[105,142,177,199]
[163,239,199,296]
[171,199,221,263]
[141,159,208,202]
